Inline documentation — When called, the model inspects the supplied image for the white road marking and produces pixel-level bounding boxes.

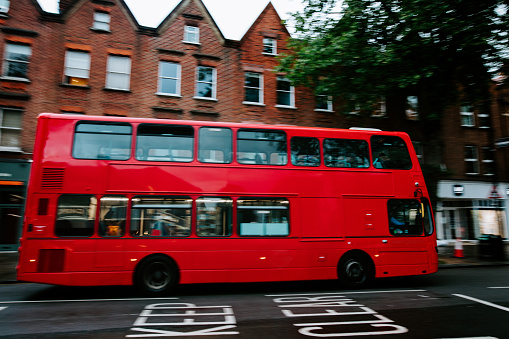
[453,294,509,312]
[266,289,426,297]
[0,297,178,305]
[488,287,509,289]
[0,306,7,311]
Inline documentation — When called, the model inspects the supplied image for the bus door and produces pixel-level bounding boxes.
[380,199,434,274]
[93,195,128,270]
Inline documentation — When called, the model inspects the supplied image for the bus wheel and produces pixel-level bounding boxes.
[338,252,373,289]
[134,255,179,296]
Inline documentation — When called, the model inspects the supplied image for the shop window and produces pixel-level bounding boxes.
[106,55,131,90]
[0,108,22,151]
[3,43,31,79]
[237,129,287,165]
[99,195,128,237]
[136,124,194,162]
[237,198,289,236]
[371,135,412,170]
[324,138,369,168]
[291,137,320,167]
[387,199,423,236]
[130,196,191,237]
[63,50,90,86]
[196,197,232,236]
[55,195,97,237]
[72,122,132,160]
[198,127,232,164]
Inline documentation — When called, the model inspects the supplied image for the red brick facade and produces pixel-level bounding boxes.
[0,0,508,182]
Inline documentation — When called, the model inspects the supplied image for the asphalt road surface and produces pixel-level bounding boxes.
[0,266,508,338]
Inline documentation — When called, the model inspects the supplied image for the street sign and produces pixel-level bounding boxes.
[488,185,501,199]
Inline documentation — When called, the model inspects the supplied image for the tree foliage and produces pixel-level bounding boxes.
[279,0,509,116]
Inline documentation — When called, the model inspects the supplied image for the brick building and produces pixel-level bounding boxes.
[0,0,507,251]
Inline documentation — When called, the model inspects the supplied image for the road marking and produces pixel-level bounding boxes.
[266,289,426,297]
[0,297,178,305]
[0,307,7,311]
[437,337,498,339]
[453,294,509,312]
[488,286,509,289]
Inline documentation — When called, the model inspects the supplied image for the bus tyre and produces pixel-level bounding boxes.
[134,255,179,296]
[338,253,373,289]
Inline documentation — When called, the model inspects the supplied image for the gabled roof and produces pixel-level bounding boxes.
[156,0,225,44]
[240,1,290,43]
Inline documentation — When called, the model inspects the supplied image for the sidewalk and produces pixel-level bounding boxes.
[1,246,508,284]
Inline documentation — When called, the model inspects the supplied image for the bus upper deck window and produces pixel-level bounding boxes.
[237,129,287,165]
[136,124,194,162]
[371,136,412,170]
[291,137,320,167]
[323,138,369,168]
[198,127,232,164]
[73,122,132,160]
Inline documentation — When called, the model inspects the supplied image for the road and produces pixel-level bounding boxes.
[0,266,508,338]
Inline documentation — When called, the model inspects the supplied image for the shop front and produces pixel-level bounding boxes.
[0,159,30,251]
[436,180,508,241]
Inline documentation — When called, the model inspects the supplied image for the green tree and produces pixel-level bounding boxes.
[280,0,508,117]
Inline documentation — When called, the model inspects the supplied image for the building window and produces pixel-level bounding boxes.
[158,61,181,96]
[106,55,131,90]
[63,50,90,86]
[276,77,294,107]
[184,25,199,44]
[195,66,216,99]
[0,108,22,151]
[460,105,475,127]
[315,95,333,111]
[464,146,480,175]
[482,147,495,176]
[93,12,110,31]
[405,96,419,120]
[0,0,10,14]
[244,72,263,104]
[3,43,31,79]
[263,38,277,55]
[478,112,490,128]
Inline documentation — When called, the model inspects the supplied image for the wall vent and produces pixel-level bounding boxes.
[40,168,65,189]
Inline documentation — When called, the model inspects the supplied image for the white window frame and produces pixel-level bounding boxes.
[262,38,277,55]
[276,76,295,108]
[460,105,475,127]
[3,43,31,80]
[481,146,495,176]
[184,25,200,44]
[195,66,216,100]
[0,107,22,152]
[105,55,131,91]
[93,11,110,31]
[464,145,480,175]
[478,113,490,129]
[0,0,10,13]
[157,61,181,96]
[315,95,333,112]
[243,72,264,105]
[63,50,91,86]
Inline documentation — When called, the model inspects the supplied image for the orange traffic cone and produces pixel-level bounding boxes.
[453,238,464,258]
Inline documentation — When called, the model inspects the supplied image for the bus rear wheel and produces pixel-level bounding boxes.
[338,252,373,289]
[134,255,179,296]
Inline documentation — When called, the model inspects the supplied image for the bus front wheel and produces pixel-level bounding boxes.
[337,252,374,288]
[134,255,179,296]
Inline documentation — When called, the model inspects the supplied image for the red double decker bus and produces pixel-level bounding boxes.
[18,113,438,295]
